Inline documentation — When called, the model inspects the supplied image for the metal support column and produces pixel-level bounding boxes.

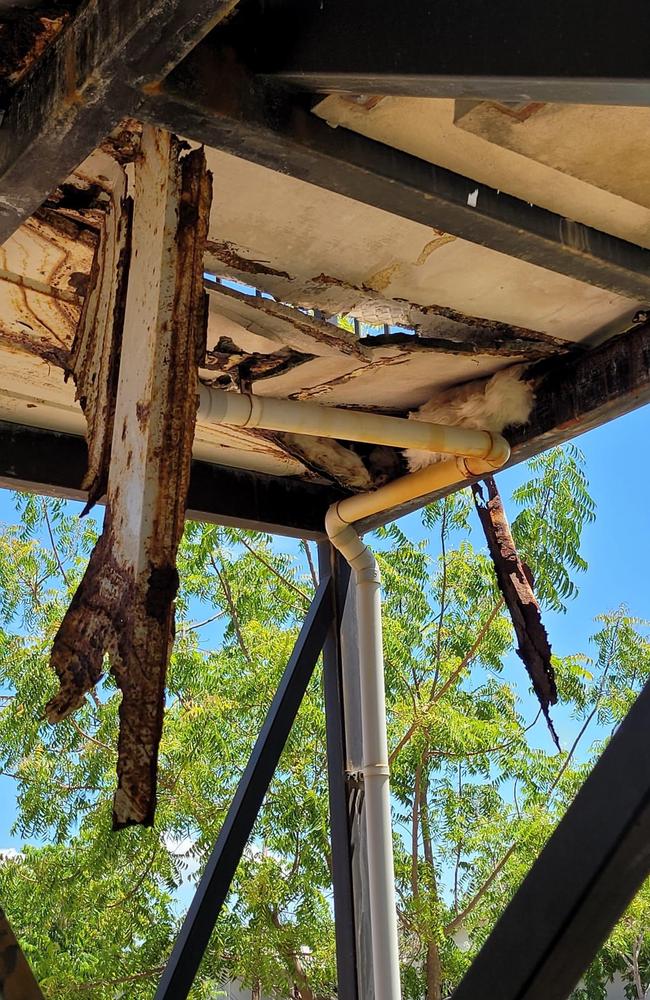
[319,544,358,1000]
[155,570,335,1000]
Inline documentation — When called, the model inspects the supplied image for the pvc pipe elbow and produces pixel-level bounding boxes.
[325,503,379,580]
[458,433,510,476]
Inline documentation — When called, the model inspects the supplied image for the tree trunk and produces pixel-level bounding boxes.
[425,942,442,1000]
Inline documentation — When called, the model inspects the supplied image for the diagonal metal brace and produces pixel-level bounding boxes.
[155,570,336,1000]
[0,906,45,1000]
[453,675,650,1000]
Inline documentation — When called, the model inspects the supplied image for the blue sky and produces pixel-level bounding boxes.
[1,405,649,851]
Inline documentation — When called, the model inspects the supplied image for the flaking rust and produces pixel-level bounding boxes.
[66,162,133,511]
[46,126,212,828]
[472,475,560,748]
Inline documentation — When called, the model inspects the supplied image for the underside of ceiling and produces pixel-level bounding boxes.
[0,3,649,497]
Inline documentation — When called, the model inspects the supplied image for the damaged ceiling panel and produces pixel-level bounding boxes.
[0,119,647,492]
[202,149,641,345]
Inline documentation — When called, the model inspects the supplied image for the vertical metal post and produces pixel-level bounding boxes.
[319,542,374,1000]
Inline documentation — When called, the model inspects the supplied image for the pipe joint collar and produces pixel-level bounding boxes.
[362,763,390,778]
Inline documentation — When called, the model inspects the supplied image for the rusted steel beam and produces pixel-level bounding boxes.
[141,45,650,301]
[356,317,650,530]
[0,906,44,1000]
[45,126,212,828]
[0,0,237,243]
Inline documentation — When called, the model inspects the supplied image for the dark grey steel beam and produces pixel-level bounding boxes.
[0,906,44,1000]
[142,50,650,301]
[0,0,235,242]
[0,420,342,539]
[453,674,650,1000]
[154,571,335,1000]
[214,0,650,106]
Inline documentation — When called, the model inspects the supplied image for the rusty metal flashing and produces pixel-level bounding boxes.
[46,127,212,828]
[0,0,238,243]
[472,476,558,744]
[66,171,132,511]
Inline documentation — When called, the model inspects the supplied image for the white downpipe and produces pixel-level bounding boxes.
[206,385,511,1000]
[323,456,508,1000]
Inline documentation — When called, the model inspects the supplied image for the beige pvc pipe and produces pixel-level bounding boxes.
[198,385,510,464]
[204,384,510,1000]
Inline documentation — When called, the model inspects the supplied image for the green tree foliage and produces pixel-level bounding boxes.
[0,448,648,999]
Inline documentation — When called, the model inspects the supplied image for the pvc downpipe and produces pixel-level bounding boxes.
[204,384,511,1000]
[324,456,510,1000]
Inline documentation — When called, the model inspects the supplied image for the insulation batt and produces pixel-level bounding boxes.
[405,364,534,471]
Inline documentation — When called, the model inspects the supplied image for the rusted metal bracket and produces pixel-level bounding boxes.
[45,126,212,828]
[0,906,44,1000]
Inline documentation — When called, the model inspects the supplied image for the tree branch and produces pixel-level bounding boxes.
[301,539,319,590]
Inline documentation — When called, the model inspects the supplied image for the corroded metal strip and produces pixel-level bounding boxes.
[471,475,559,745]
[46,126,212,828]
[0,906,44,1000]
[67,165,133,511]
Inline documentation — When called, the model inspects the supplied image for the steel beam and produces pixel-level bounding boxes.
[212,0,650,106]
[3,316,650,533]
[0,420,342,539]
[143,52,650,301]
[454,674,650,1000]
[0,0,236,243]
[154,572,336,1000]
[318,544,359,1000]
[356,316,650,530]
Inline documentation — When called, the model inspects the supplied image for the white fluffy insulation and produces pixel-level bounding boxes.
[404,365,534,472]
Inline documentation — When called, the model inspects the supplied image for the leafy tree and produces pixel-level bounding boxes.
[0,448,648,999]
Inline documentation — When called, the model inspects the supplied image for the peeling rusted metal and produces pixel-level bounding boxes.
[472,476,559,746]
[66,165,133,511]
[0,905,44,1000]
[359,330,565,360]
[205,279,367,358]
[46,126,212,828]
[205,238,293,279]
[0,5,77,105]
[204,336,315,384]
